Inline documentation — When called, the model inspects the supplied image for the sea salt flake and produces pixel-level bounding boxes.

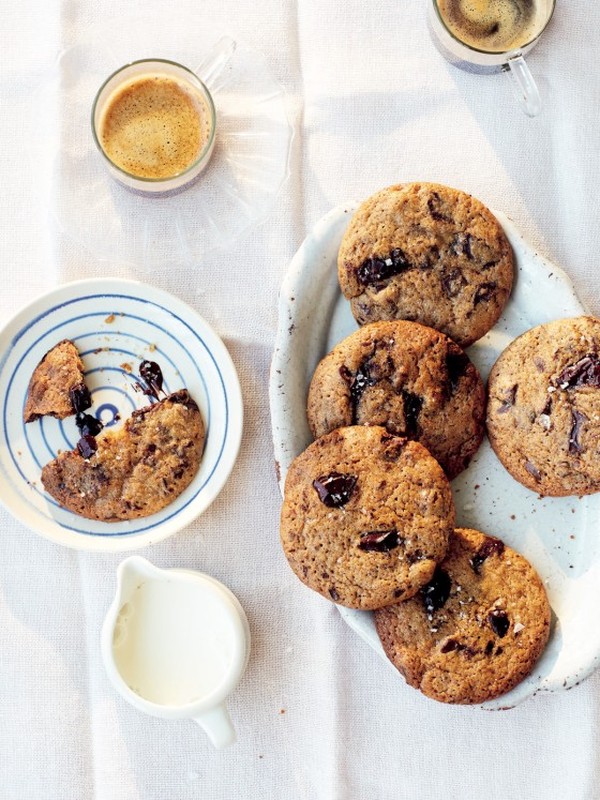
[538,414,551,430]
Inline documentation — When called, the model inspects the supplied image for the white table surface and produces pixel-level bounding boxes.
[1,1,599,798]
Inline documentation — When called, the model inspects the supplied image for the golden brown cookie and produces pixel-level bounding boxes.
[374,527,551,704]
[24,339,90,423]
[307,320,485,478]
[338,183,514,347]
[487,316,600,496]
[279,426,454,610]
[41,389,204,520]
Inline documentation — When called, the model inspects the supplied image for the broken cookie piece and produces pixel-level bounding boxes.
[23,339,90,423]
[41,389,204,521]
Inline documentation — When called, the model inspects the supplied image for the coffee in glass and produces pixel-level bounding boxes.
[429,0,556,116]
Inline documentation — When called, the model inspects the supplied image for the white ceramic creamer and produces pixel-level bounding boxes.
[102,556,251,748]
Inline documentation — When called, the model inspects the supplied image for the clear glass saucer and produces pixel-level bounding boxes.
[42,21,292,270]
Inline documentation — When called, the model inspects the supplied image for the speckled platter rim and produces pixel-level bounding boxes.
[270,201,600,710]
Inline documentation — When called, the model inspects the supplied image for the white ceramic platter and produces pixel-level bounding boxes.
[270,203,600,709]
[0,278,243,551]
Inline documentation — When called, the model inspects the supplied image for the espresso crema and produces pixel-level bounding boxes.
[99,74,213,180]
[436,0,546,52]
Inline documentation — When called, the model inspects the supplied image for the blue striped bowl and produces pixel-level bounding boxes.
[0,278,243,550]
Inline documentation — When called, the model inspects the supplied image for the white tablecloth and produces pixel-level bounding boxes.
[1,1,599,798]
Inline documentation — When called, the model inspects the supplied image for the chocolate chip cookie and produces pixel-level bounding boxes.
[42,389,204,520]
[374,527,551,704]
[280,425,455,610]
[487,316,600,496]
[24,339,90,423]
[338,183,514,347]
[307,320,485,478]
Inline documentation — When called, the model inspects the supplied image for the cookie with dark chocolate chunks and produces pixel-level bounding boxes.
[374,527,551,704]
[487,316,600,496]
[280,426,454,610]
[338,183,514,347]
[307,320,485,479]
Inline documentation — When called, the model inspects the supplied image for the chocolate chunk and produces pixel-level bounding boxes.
[440,639,475,657]
[77,434,97,459]
[421,568,451,615]
[484,640,494,656]
[470,536,505,574]
[569,409,587,455]
[75,412,103,438]
[356,249,410,286]
[533,356,546,373]
[358,530,400,552]
[488,609,510,638]
[340,361,376,422]
[446,349,470,395]
[525,461,541,482]
[357,257,386,285]
[69,383,92,414]
[451,233,473,260]
[329,587,340,602]
[441,638,460,653]
[541,396,553,416]
[497,384,517,414]
[401,391,423,437]
[556,354,600,389]
[139,360,164,400]
[313,472,357,507]
[427,192,452,223]
[442,268,467,298]
[473,282,497,305]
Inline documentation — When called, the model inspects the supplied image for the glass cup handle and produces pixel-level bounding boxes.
[195,36,237,89]
[503,54,542,117]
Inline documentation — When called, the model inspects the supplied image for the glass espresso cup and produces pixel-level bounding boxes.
[428,0,556,116]
[92,59,217,193]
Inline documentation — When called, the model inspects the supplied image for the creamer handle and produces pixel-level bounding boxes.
[193,705,236,749]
